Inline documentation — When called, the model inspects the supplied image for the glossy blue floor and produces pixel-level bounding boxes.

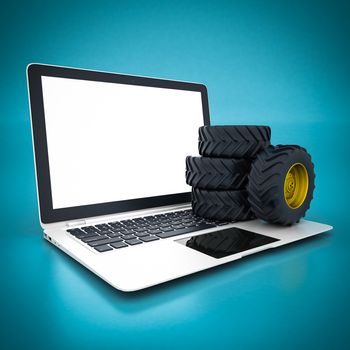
[1,1,349,348]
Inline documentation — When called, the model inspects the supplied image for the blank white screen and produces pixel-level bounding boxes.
[41,76,203,209]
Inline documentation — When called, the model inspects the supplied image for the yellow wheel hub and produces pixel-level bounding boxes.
[284,163,309,209]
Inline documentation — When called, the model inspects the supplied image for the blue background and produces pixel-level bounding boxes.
[1,0,349,349]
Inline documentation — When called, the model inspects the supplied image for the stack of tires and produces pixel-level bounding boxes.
[186,125,271,222]
[186,125,315,225]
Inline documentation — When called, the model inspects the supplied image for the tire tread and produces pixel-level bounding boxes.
[192,188,254,221]
[198,125,271,158]
[186,156,250,190]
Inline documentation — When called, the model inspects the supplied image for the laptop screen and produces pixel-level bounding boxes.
[41,75,204,210]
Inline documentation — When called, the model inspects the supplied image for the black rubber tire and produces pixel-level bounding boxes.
[192,188,254,221]
[198,125,271,158]
[247,145,315,225]
[185,156,250,190]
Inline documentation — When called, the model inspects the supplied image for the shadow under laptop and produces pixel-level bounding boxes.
[46,231,331,317]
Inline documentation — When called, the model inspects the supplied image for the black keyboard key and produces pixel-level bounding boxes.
[98,230,113,235]
[77,233,99,239]
[183,223,197,228]
[81,235,107,243]
[108,228,123,233]
[156,223,215,239]
[148,229,162,234]
[88,237,124,247]
[82,229,99,235]
[110,242,128,249]
[147,225,159,230]
[133,218,146,222]
[172,221,183,225]
[75,233,90,239]
[139,235,159,242]
[134,232,150,237]
[181,218,193,223]
[94,245,113,252]
[133,227,148,233]
[107,232,122,238]
[67,228,86,236]
[161,227,174,232]
[107,236,123,242]
[109,223,124,229]
[95,224,110,230]
[146,220,161,226]
[125,238,142,245]
[172,224,185,229]
[86,227,96,232]
[72,232,93,239]
[116,229,127,234]
[120,219,134,225]
[125,224,138,229]
[82,226,98,232]
[122,230,135,235]
[159,219,171,224]
[122,234,136,240]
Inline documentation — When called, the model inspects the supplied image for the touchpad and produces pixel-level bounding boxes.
[178,227,279,259]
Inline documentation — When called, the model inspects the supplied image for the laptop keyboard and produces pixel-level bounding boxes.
[67,209,232,253]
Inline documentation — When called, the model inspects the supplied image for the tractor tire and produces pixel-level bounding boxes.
[247,145,315,225]
[192,188,254,221]
[185,156,250,190]
[198,125,271,158]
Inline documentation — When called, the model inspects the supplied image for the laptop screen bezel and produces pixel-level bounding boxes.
[27,64,210,224]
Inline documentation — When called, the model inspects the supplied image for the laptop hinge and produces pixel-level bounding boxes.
[66,220,87,227]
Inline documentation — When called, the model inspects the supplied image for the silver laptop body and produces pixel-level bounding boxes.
[27,64,332,292]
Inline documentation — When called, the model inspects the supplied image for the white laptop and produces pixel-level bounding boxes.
[27,64,332,292]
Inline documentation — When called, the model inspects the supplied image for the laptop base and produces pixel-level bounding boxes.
[44,218,332,292]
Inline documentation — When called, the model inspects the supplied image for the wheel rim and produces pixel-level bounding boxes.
[284,163,309,209]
